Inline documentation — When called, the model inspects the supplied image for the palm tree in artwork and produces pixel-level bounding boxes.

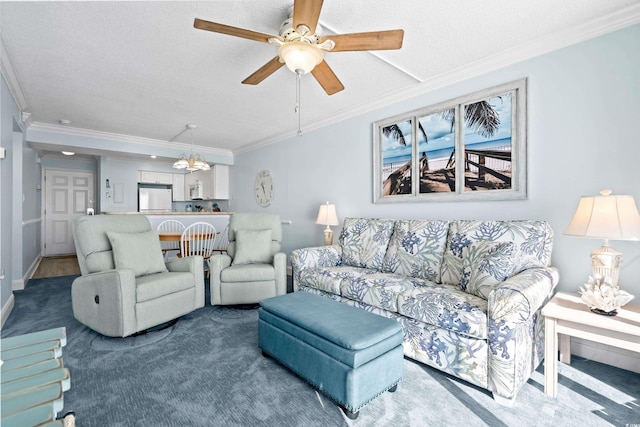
[440,100,501,138]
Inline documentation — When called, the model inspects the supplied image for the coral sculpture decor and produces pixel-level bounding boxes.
[579,275,634,316]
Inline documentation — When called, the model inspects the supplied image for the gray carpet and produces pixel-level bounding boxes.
[2,276,639,426]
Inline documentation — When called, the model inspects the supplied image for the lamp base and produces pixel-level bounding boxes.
[590,241,622,287]
[323,227,334,246]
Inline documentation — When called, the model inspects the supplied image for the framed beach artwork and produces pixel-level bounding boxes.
[373,79,527,203]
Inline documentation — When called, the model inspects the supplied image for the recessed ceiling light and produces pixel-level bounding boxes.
[61,151,75,156]
[59,119,72,125]
[150,155,157,159]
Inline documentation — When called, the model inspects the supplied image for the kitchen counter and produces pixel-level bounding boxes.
[101,211,233,215]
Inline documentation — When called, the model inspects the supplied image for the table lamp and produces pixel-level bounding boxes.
[316,202,339,246]
[564,189,640,287]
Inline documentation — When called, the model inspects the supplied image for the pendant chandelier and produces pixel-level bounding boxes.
[172,124,210,172]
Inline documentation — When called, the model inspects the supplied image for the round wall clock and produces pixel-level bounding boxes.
[254,170,273,207]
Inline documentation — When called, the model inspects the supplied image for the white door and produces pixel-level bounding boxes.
[44,170,95,256]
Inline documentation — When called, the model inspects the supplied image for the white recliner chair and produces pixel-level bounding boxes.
[71,214,205,337]
[209,213,287,305]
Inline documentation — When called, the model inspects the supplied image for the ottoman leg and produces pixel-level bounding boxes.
[389,384,398,393]
[340,406,359,420]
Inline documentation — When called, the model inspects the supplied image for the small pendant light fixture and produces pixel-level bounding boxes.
[172,124,211,172]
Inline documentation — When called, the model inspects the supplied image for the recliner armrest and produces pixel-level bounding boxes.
[71,269,137,337]
[166,256,205,308]
[166,255,203,273]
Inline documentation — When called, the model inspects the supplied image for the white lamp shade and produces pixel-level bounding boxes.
[316,203,339,226]
[278,41,324,74]
[564,192,640,240]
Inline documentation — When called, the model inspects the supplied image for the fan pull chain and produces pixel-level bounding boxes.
[295,71,302,137]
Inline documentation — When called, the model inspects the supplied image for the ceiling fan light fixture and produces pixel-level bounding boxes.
[278,41,323,74]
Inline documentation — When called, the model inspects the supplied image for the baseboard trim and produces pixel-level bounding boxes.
[12,254,43,291]
[1,292,15,329]
[571,337,640,374]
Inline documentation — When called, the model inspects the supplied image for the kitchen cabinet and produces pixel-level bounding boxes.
[172,174,185,201]
[185,165,230,200]
[139,170,173,184]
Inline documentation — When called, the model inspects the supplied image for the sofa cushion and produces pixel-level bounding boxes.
[397,285,489,340]
[232,228,273,265]
[339,218,395,270]
[340,273,434,313]
[136,272,194,303]
[460,241,516,299]
[440,220,554,286]
[107,230,168,277]
[221,263,275,282]
[382,220,450,282]
[303,266,376,295]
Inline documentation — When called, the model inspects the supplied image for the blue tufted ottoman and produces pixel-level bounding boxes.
[258,292,403,419]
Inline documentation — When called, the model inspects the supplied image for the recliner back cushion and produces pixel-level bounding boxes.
[339,218,395,270]
[72,214,152,275]
[382,219,450,282]
[440,220,554,286]
[227,213,282,259]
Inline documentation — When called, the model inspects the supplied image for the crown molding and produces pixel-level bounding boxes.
[0,34,29,112]
[28,122,233,157]
[235,3,640,155]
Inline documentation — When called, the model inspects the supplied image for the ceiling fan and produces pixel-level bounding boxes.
[194,0,404,95]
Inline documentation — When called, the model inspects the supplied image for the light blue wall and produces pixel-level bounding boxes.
[232,24,640,297]
[1,73,41,316]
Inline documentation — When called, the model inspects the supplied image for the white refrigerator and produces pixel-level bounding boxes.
[139,188,172,212]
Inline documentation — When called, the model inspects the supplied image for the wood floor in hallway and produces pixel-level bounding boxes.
[33,255,81,278]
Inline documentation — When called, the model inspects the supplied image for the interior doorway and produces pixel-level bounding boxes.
[43,169,95,256]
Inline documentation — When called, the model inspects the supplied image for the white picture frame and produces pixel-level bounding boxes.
[373,78,527,203]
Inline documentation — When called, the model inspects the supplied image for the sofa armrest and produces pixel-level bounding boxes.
[290,245,342,290]
[71,269,137,337]
[166,256,205,308]
[487,266,559,399]
[489,267,559,325]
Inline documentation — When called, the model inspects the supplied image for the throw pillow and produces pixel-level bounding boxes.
[106,230,167,277]
[232,228,273,265]
[339,218,395,270]
[460,241,516,299]
[381,219,449,282]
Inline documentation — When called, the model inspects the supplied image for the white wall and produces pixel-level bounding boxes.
[232,24,640,299]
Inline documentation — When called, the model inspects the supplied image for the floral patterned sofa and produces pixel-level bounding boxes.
[291,218,558,404]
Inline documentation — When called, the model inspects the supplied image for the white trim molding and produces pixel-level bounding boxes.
[0,34,28,111]
[1,293,15,329]
[12,254,42,291]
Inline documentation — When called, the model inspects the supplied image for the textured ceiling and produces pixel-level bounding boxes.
[1,1,639,156]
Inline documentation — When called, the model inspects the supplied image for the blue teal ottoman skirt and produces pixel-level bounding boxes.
[258,292,403,418]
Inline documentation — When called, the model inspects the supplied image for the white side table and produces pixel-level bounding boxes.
[541,291,640,397]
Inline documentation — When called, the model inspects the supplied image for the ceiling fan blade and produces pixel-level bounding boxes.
[321,29,404,52]
[194,18,281,43]
[242,56,285,85]
[311,60,344,95]
[293,0,324,34]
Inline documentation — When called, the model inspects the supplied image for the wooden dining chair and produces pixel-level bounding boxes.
[180,222,217,276]
[157,219,185,260]
[213,223,230,254]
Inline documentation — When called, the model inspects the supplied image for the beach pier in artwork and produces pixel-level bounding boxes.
[464,148,511,187]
